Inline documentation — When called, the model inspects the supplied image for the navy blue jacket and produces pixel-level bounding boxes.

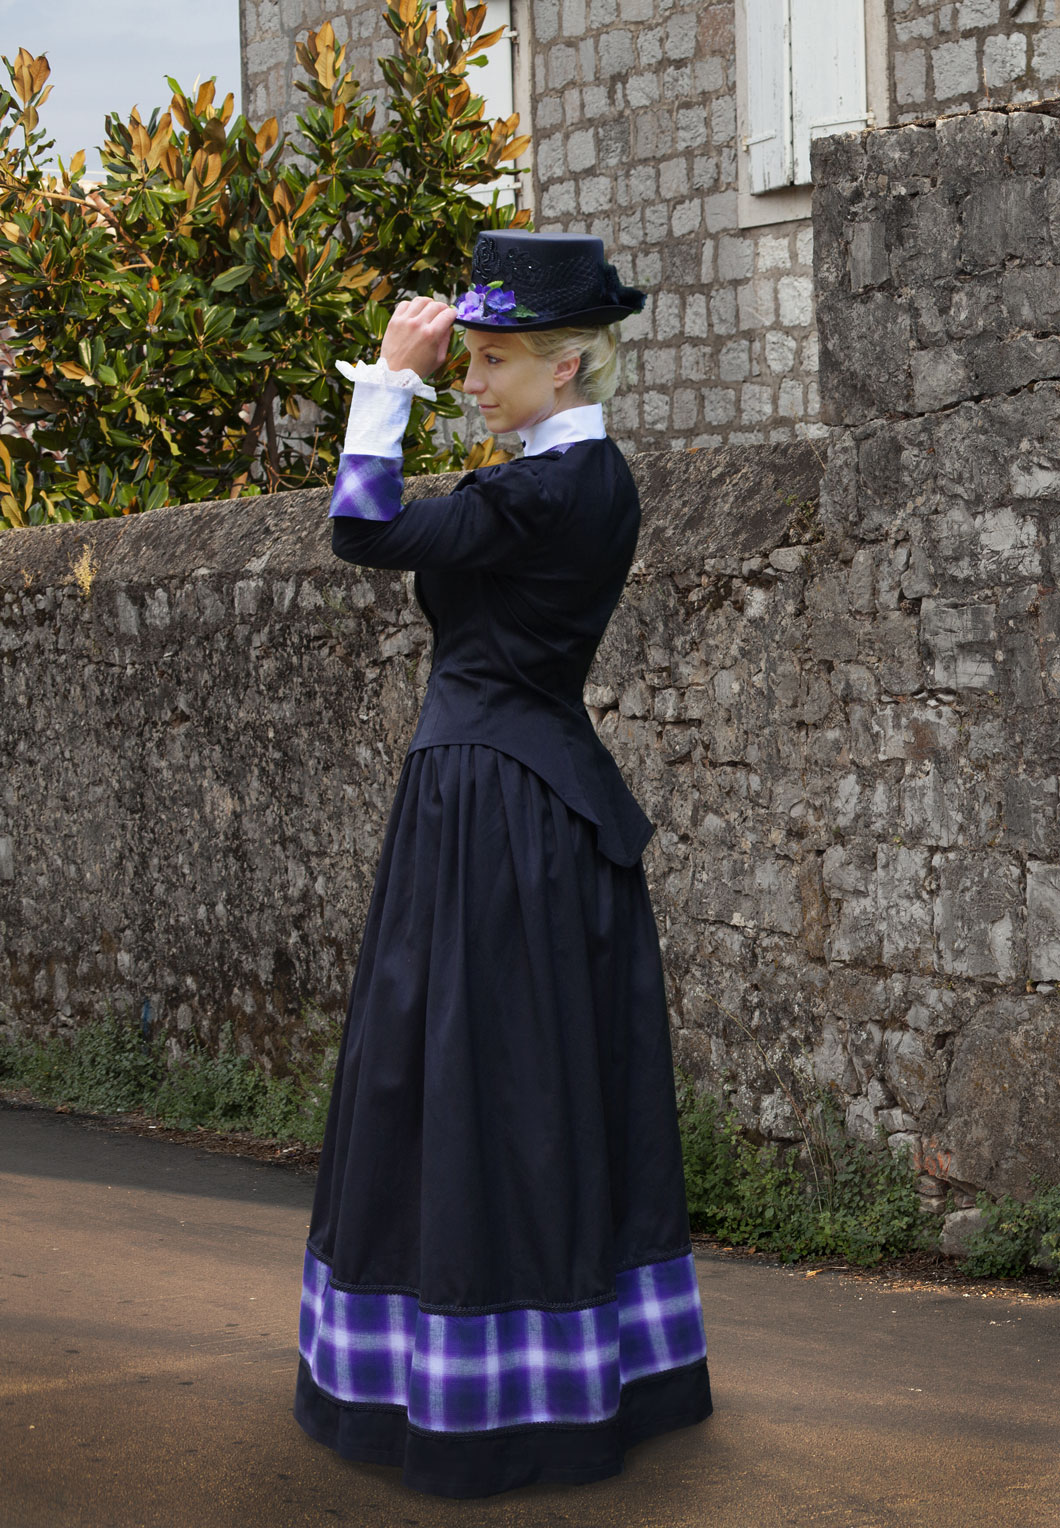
[331,437,653,865]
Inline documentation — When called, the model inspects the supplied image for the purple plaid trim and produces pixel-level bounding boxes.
[298,1247,706,1432]
[328,453,404,522]
[615,1255,709,1385]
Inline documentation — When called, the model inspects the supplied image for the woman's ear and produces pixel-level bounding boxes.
[553,352,581,388]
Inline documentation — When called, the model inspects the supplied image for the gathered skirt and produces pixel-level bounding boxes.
[294,742,711,1498]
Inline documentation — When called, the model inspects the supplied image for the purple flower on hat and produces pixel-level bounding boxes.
[455,287,486,320]
[485,287,516,313]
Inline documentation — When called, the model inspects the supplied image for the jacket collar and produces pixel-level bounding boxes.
[519,404,606,458]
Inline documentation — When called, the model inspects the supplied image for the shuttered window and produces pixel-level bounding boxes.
[744,0,869,194]
[431,0,518,206]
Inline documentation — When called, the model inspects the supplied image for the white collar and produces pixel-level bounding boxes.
[519,404,606,457]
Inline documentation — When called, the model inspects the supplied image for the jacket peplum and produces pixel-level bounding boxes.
[330,436,654,866]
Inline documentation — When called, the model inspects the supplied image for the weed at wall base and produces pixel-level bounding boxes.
[959,1185,1060,1281]
[676,1070,937,1267]
[0,1012,336,1147]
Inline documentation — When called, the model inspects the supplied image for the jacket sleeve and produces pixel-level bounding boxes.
[329,456,565,574]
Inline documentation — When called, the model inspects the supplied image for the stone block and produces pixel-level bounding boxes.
[672,198,702,238]
[900,762,960,850]
[882,1027,941,1116]
[816,291,913,424]
[1027,861,1060,981]
[894,47,928,106]
[847,220,890,292]
[939,1208,986,1257]
[934,851,1022,981]
[943,998,1060,1195]
[920,600,997,691]
[982,32,1028,90]
[959,178,1049,272]
[717,235,754,280]
[1002,776,1058,857]
[533,0,560,40]
[956,0,1000,28]
[547,44,578,87]
[678,108,708,151]
[562,0,586,34]
[1006,110,1060,176]
[911,346,973,414]
[597,28,634,76]
[566,127,596,172]
[737,276,776,330]
[875,703,959,763]
[877,846,934,972]
[777,275,813,327]
[931,39,981,100]
[659,157,689,200]
[764,330,797,375]
[718,340,750,382]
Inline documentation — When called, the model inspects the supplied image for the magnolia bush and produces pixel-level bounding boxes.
[0,0,530,529]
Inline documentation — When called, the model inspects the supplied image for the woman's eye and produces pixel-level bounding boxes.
[485,355,501,365]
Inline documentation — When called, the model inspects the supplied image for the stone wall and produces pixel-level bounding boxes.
[0,443,819,1065]
[4,101,1060,1214]
[892,0,1060,124]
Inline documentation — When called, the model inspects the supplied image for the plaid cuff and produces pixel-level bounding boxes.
[298,1246,707,1433]
[328,453,404,522]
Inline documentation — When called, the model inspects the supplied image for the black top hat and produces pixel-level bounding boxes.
[453,231,647,331]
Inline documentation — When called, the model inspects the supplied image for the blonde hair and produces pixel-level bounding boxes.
[517,325,620,404]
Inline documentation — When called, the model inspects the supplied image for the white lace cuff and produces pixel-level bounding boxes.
[337,358,437,458]
[336,357,437,402]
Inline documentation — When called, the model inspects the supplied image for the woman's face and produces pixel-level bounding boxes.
[461,330,580,436]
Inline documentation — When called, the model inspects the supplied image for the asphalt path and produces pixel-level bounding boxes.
[2,1103,1059,1528]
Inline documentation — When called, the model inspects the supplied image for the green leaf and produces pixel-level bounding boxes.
[211,263,255,292]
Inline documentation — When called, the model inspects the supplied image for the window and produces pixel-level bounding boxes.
[431,0,522,208]
[735,0,888,227]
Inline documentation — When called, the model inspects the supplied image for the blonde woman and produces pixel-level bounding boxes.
[294,231,712,1498]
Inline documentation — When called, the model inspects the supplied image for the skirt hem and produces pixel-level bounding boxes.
[293,1353,713,1499]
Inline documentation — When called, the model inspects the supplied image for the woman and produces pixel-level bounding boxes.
[294,230,712,1499]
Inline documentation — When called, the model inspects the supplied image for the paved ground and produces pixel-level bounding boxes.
[2,1102,1059,1528]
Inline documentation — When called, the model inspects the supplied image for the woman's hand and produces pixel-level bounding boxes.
[380,297,458,380]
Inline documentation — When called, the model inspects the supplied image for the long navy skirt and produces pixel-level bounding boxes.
[294,743,711,1498]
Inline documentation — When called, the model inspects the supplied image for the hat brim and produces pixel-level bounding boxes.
[454,303,641,332]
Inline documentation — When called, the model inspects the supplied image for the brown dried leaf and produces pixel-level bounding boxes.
[467,25,505,55]
[255,118,279,155]
[291,180,322,221]
[448,81,471,118]
[496,133,530,161]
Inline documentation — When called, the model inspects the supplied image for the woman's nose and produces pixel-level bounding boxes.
[463,361,485,394]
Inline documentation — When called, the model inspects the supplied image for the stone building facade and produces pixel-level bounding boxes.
[241,0,1060,454]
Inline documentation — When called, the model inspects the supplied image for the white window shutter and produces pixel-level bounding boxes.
[432,1,517,205]
[745,0,793,194]
[790,0,868,184]
[471,1,514,125]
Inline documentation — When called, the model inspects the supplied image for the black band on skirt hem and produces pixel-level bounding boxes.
[293,1354,713,1499]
